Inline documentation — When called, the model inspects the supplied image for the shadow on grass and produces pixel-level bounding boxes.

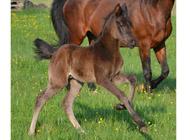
[74,102,166,140]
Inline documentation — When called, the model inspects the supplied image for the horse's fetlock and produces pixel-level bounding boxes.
[162,68,169,78]
[143,70,152,81]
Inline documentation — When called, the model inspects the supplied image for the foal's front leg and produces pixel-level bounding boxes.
[97,78,147,133]
[112,73,136,110]
[62,79,84,133]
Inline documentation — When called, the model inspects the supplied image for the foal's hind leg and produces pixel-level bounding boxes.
[28,85,61,136]
[97,78,147,133]
[112,73,137,110]
[62,79,84,133]
[113,73,137,102]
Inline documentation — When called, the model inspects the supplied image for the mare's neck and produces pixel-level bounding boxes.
[158,0,175,15]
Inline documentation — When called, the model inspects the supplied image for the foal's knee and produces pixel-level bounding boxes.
[35,89,53,108]
[35,94,45,107]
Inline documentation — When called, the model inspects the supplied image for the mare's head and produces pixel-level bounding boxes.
[104,3,136,47]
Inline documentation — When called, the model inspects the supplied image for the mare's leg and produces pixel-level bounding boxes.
[112,73,136,110]
[62,79,84,132]
[86,31,96,44]
[151,43,169,89]
[139,47,152,93]
[97,78,147,133]
[28,84,62,135]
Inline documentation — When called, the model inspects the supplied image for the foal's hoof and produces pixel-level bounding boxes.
[139,126,148,134]
[28,130,35,136]
[114,103,126,110]
[76,128,85,134]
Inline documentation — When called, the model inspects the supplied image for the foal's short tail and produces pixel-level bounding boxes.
[34,38,57,60]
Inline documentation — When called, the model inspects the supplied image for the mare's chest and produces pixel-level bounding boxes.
[131,7,172,47]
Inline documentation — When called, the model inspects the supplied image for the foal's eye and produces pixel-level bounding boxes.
[116,21,124,27]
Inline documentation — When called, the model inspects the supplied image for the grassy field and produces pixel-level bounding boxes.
[11,9,176,140]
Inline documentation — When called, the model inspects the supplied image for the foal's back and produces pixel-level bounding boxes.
[50,44,97,83]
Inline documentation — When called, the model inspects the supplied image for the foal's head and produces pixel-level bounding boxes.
[103,3,136,47]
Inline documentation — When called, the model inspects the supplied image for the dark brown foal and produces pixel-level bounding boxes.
[28,4,146,135]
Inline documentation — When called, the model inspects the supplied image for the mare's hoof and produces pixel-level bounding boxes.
[114,103,126,110]
[139,126,148,134]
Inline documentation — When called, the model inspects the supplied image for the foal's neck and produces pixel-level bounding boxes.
[93,27,120,55]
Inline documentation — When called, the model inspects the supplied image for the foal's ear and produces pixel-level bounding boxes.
[115,3,122,17]
[121,3,128,14]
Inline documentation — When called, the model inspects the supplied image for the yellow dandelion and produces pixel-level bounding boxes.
[37,129,40,133]
[98,117,103,124]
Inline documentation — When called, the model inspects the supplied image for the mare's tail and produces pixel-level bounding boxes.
[51,0,70,45]
[34,38,57,60]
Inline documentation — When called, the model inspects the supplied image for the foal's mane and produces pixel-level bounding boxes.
[92,4,130,46]
[91,4,132,46]
[97,7,116,39]
[88,6,116,46]
[140,0,159,5]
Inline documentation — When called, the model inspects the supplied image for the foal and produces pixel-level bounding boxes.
[28,4,147,135]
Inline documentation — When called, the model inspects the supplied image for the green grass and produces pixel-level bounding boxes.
[11,9,176,140]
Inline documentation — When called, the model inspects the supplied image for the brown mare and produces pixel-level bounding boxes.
[28,4,147,135]
[51,0,175,93]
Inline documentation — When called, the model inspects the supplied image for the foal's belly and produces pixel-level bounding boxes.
[69,49,96,83]
[69,67,96,83]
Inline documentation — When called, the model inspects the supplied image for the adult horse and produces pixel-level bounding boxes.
[51,0,175,93]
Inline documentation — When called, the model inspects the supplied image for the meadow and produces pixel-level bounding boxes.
[11,9,176,140]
